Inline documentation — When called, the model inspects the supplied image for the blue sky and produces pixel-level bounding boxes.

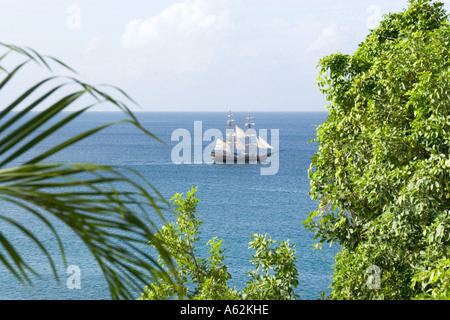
[1,0,449,112]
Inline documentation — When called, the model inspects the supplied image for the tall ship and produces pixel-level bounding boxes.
[210,111,273,163]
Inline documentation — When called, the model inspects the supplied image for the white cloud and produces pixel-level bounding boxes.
[83,35,103,59]
[306,24,351,53]
[119,0,232,75]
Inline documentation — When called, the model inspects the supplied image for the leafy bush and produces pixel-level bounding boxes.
[305,0,450,299]
[140,187,299,300]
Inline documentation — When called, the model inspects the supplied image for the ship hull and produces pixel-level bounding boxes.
[210,152,270,164]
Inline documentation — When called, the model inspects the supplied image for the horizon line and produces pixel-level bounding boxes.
[83,109,329,113]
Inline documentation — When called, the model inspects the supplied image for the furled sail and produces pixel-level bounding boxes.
[256,136,273,149]
[214,138,232,153]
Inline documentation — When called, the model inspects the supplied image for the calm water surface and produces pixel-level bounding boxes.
[0,111,338,300]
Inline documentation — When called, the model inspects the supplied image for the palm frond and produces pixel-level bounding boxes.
[0,43,177,299]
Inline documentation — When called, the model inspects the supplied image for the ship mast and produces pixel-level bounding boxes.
[245,112,255,155]
[226,111,235,151]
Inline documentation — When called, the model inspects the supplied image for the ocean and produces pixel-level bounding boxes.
[0,111,338,300]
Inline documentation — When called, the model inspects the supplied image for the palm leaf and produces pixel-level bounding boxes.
[0,43,177,299]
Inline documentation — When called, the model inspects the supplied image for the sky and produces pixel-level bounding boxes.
[1,0,449,112]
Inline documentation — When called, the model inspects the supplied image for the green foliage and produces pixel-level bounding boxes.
[305,0,450,299]
[0,43,174,299]
[242,234,299,299]
[411,258,450,299]
[140,187,299,300]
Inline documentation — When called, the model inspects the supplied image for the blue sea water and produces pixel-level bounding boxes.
[0,111,338,300]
